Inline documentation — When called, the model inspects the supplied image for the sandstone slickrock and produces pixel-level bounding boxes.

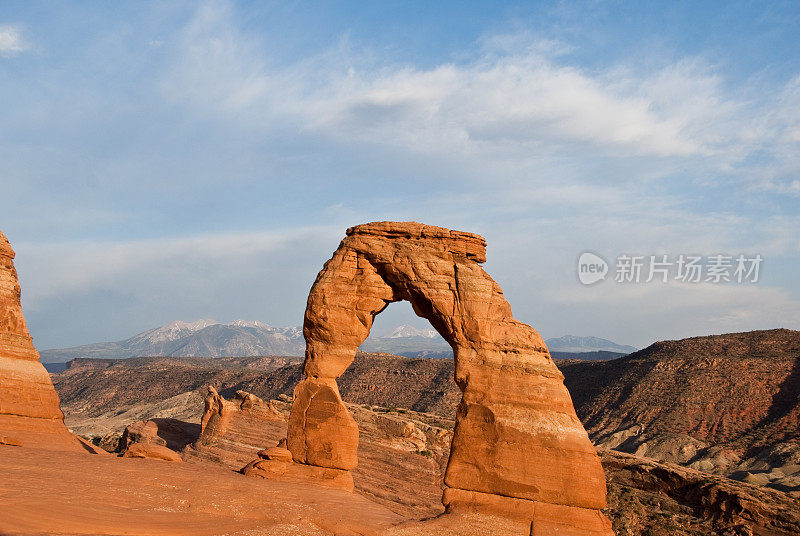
[0,230,93,452]
[280,221,612,533]
[242,453,356,491]
[0,444,405,536]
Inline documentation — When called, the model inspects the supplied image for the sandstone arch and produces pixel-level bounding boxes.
[286,222,612,534]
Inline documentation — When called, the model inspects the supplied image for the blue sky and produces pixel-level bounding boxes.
[1,0,798,349]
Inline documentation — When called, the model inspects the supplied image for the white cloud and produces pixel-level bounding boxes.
[303,55,701,158]
[0,25,25,57]
[157,3,798,195]
[159,2,273,113]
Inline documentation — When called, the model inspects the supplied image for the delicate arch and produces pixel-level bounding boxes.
[286,222,612,534]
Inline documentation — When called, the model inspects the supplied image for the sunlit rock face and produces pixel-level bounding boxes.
[0,230,89,451]
[285,221,613,534]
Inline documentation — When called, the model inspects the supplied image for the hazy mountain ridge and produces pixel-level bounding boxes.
[40,321,456,362]
[39,320,305,362]
[545,334,638,354]
[40,320,637,363]
[359,324,452,356]
[385,325,439,338]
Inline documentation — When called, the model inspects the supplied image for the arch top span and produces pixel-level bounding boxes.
[284,221,613,534]
[346,221,487,263]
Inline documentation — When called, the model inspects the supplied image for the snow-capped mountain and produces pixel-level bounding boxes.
[545,335,637,354]
[228,319,273,330]
[39,320,305,362]
[128,319,220,346]
[39,318,457,362]
[359,324,450,356]
[40,319,636,364]
[385,324,439,339]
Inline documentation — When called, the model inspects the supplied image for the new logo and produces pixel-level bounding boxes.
[577,252,608,285]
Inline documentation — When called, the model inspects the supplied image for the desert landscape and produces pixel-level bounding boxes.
[3,224,800,536]
[2,3,798,535]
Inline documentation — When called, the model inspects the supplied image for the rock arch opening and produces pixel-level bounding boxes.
[360,299,451,359]
[284,222,613,534]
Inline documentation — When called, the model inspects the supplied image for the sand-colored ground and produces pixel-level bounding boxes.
[0,445,527,536]
[0,445,397,535]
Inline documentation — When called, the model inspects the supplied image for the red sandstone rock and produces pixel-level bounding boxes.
[242,457,355,491]
[0,434,23,447]
[258,445,293,462]
[287,376,359,470]
[278,222,611,534]
[199,386,283,438]
[122,441,183,462]
[186,386,286,467]
[120,419,165,450]
[0,230,90,452]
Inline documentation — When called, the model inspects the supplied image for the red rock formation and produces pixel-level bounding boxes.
[280,222,612,534]
[0,230,91,452]
[185,386,286,467]
[121,441,183,462]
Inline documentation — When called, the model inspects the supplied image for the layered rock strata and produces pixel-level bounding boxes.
[185,386,285,467]
[0,230,89,451]
[280,221,612,534]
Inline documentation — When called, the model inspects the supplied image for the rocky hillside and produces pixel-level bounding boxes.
[560,329,799,445]
[53,353,458,418]
[52,355,303,417]
[560,328,800,495]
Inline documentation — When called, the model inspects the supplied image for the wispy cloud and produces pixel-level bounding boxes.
[0,25,25,57]
[154,3,798,197]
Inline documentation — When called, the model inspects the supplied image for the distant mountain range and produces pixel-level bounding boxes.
[544,335,637,354]
[39,319,636,363]
[39,321,452,363]
[358,324,451,357]
[39,320,305,363]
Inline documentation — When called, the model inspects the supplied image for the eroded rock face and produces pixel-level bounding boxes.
[0,230,88,452]
[185,386,285,467]
[284,222,612,533]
